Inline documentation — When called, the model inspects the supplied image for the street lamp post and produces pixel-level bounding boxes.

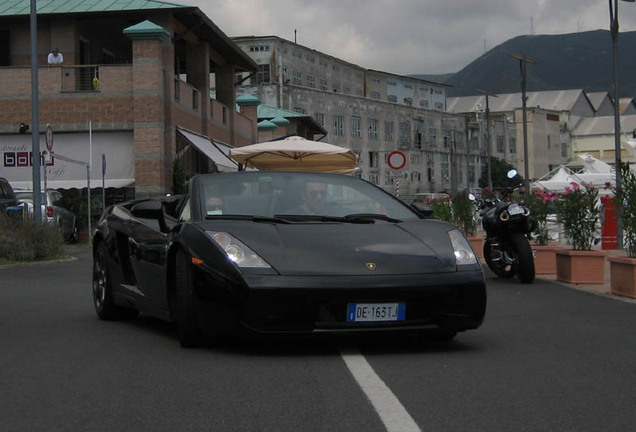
[476,89,499,191]
[509,53,537,193]
[610,0,635,250]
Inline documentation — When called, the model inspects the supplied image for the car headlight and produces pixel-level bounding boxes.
[448,229,478,265]
[206,231,271,268]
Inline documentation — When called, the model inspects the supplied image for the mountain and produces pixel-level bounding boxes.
[416,30,636,98]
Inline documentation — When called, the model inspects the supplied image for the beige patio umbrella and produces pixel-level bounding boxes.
[229,136,359,174]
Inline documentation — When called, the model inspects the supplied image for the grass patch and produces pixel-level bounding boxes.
[0,212,67,263]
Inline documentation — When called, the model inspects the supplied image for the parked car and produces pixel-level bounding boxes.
[92,171,487,348]
[15,189,79,243]
[0,177,19,212]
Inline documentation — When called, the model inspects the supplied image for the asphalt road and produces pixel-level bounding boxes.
[2,247,636,432]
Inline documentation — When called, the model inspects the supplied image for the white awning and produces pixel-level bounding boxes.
[10,179,135,190]
[178,128,238,172]
[0,131,135,190]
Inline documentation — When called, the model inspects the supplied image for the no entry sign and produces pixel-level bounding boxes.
[387,151,406,170]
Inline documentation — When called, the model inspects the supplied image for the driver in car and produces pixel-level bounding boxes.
[288,182,328,214]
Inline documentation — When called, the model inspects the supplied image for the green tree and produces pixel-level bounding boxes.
[479,157,523,191]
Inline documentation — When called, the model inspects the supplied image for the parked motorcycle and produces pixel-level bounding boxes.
[472,170,536,283]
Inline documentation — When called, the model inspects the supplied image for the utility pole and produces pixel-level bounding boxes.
[476,89,498,191]
[30,0,42,226]
[509,53,537,193]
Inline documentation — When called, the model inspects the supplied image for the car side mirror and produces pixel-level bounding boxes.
[131,200,169,232]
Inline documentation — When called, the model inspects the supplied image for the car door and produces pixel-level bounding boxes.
[125,210,169,312]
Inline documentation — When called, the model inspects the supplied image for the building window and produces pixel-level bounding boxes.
[403,97,413,106]
[370,92,380,100]
[351,116,361,138]
[561,142,568,158]
[319,78,328,91]
[399,122,410,148]
[249,45,270,52]
[435,102,444,110]
[250,64,270,85]
[385,121,394,141]
[368,118,379,139]
[293,107,306,114]
[419,100,429,108]
[441,157,450,183]
[307,74,315,88]
[192,89,199,110]
[497,136,505,153]
[292,70,302,85]
[333,115,344,136]
[388,95,397,103]
[428,128,437,146]
[369,151,379,168]
[315,112,326,127]
[443,130,450,149]
[509,136,517,154]
[426,152,435,182]
[369,173,379,184]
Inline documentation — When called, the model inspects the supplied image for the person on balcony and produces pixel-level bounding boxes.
[47,48,63,65]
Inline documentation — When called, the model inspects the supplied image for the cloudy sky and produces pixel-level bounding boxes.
[176,0,636,75]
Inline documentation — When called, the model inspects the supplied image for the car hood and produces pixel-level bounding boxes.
[202,219,458,276]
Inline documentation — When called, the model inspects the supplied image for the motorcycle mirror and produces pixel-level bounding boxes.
[507,169,518,179]
[468,193,476,201]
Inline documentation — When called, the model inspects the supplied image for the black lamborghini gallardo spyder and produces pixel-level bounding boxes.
[92,171,486,347]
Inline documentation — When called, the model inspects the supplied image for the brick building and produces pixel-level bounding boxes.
[0,0,257,197]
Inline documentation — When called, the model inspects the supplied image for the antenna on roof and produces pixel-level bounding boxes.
[530,17,534,35]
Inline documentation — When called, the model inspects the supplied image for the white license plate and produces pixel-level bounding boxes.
[508,205,524,215]
[346,302,406,322]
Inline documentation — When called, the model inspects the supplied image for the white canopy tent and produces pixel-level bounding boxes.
[532,154,616,195]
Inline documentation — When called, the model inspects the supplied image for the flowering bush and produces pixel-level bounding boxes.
[555,182,599,250]
[452,192,477,237]
[430,196,453,223]
[523,189,558,245]
[611,164,636,257]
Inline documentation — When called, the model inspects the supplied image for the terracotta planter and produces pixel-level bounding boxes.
[555,249,606,284]
[531,244,564,275]
[609,255,636,299]
[468,236,484,260]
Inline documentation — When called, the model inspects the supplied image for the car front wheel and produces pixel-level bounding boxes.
[92,243,138,320]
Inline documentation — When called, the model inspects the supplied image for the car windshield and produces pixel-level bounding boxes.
[195,172,420,222]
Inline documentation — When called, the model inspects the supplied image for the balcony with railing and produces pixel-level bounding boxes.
[0,65,253,142]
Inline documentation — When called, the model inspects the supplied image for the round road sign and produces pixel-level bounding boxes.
[45,124,54,152]
[387,150,406,170]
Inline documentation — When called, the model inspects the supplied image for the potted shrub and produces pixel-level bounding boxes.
[523,189,562,274]
[554,181,605,284]
[452,191,483,258]
[608,164,636,298]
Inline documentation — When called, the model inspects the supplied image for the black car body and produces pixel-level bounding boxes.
[92,171,486,347]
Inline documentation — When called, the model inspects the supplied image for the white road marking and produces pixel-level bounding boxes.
[340,347,422,432]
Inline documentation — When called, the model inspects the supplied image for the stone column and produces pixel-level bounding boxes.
[124,20,170,197]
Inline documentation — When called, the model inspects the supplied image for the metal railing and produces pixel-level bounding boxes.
[61,65,100,92]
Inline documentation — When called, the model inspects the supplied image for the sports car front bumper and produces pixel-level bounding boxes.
[194,269,487,337]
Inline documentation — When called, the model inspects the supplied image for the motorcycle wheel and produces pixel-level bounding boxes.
[511,233,535,283]
[483,239,516,278]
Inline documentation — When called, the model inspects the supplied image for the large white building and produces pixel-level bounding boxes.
[229,35,480,196]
